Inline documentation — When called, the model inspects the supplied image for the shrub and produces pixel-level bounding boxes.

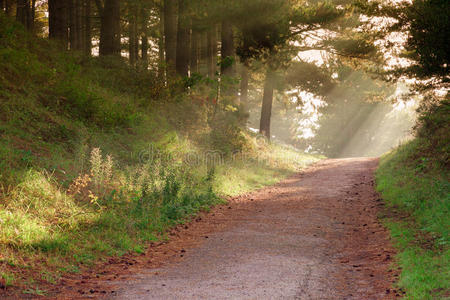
[209,111,249,155]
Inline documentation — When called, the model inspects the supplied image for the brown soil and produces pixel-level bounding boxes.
[3,158,401,299]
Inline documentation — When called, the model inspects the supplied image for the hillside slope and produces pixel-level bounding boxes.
[0,15,320,294]
[376,100,450,299]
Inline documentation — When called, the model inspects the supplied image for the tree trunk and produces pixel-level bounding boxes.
[220,19,237,102]
[68,0,76,50]
[158,5,165,80]
[5,0,12,15]
[164,0,177,78]
[175,0,189,77]
[207,25,218,78]
[141,35,148,62]
[133,9,139,63]
[69,0,82,50]
[190,25,199,74]
[49,0,68,46]
[129,25,136,65]
[220,19,235,77]
[81,0,86,51]
[240,65,249,109]
[198,31,208,76]
[15,0,23,24]
[30,0,35,30]
[129,7,137,65]
[99,0,120,56]
[0,0,4,11]
[140,6,149,68]
[16,0,31,28]
[260,68,274,140]
[76,0,83,49]
[83,0,91,56]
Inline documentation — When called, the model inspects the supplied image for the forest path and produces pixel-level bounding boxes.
[50,158,399,299]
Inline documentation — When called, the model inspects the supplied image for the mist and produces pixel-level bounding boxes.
[246,70,417,158]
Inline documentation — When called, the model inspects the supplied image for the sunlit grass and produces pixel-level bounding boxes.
[216,162,291,196]
[215,143,321,196]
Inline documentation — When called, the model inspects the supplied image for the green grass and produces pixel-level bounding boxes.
[216,142,322,196]
[376,139,450,299]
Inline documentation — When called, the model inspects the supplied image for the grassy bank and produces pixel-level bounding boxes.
[0,14,321,294]
[376,139,449,299]
[0,138,316,295]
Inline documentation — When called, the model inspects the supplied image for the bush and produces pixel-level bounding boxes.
[209,111,249,155]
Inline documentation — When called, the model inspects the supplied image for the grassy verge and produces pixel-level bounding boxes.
[215,142,320,196]
[376,139,449,299]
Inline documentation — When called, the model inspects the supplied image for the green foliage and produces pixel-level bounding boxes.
[357,0,450,85]
[235,0,292,66]
[403,0,450,79]
[328,36,377,59]
[285,61,335,95]
[235,0,343,69]
[415,99,450,166]
[209,112,248,155]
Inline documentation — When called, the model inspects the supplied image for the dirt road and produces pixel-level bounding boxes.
[47,158,399,299]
